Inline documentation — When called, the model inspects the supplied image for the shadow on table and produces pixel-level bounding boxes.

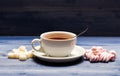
[32,56,84,67]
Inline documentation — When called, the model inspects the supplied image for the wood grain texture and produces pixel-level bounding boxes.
[0,36,119,76]
[0,0,120,36]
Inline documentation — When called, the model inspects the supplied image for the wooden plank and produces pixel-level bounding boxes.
[0,36,120,76]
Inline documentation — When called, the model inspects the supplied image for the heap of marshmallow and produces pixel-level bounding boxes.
[85,46,116,62]
[7,46,34,61]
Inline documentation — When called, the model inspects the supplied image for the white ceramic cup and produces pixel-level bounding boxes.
[31,31,77,57]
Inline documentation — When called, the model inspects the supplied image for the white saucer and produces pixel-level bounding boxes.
[32,45,85,62]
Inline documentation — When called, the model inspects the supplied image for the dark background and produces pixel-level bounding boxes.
[0,0,120,36]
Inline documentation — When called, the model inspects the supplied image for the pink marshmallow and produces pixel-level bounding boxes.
[109,50,116,57]
[84,46,117,62]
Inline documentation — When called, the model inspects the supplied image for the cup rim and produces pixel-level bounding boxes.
[40,31,77,41]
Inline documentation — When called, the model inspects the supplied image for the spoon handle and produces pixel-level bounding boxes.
[77,26,88,37]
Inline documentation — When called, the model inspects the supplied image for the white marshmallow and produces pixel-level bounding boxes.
[8,52,16,59]
[26,51,34,58]
[19,54,27,61]
[18,46,27,52]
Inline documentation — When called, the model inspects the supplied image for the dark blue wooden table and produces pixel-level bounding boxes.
[0,36,119,76]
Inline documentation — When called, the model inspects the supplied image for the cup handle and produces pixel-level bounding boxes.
[31,39,43,52]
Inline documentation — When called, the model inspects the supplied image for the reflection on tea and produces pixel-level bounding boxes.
[49,37,69,40]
